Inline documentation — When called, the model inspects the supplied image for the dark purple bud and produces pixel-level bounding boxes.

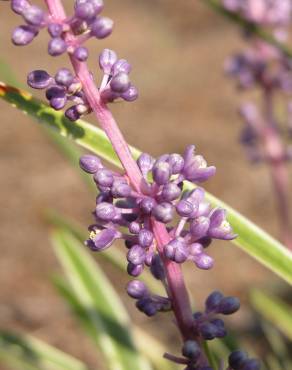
[153,202,174,223]
[11,0,30,14]
[110,72,130,93]
[167,153,184,174]
[79,154,102,173]
[45,85,66,100]
[127,280,148,299]
[75,0,99,20]
[137,153,154,176]
[205,291,224,312]
[228,350,249,369]
[112,59,132,75]
[140,197,156,214]
[193,311,203,320]
[210,318,226,338]
[138,229,154,248]
[208,208,236,240]
[199,322,217,340]
[50,96,67,110]
[182,340,201,359]
[176,200,194,217]
[218,296,240,315]
[128,221,141,234]
[73,46,88,61]
[241,359,261,370]
[165,238,188,263]
[12,25,38,46]
[27,70,52,89]
[87,228,118,251]
[22,5,45,26]
[90,16,113,39]
[48,23,63,37]
[127,262,144,277]
[193,253,214,270]
[150,254,165,280]
[99,48,117,74]
[48,37,67,56]
[127,245,146,265]
[121,85,138,102]
[190,216,210,240]
[65,106,81,121]
[161,183,181,201]
[111,180,132,198]
[93,169,114,187]
[95,202,117,221]
[55,68,74,86]
[152,161,171,185]
[136,297,157,317]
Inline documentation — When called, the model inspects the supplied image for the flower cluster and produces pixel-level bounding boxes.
[11,0,138,120]
[80,145,236,279]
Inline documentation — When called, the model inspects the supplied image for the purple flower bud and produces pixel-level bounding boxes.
[111,180,132,198]
[65,106,81,121]
[241,359,261,370]
[121,85,138,102]
[73,46,89,61]
[199,322,217,340]
[112,59,132,75]
[208,208,236,240]
[176,200,194,217]
[110,72,130,93]
[165,238,188,263]
[55,68,75,86]
[138,229,153,248]
[127,245,146,265]
[75,0,99,20]
[193,253,214,270]
[127,262,144,277]
[45,85,66,100]
[136,297,157,316]
[87,227,118,251]
[50,96,67,110]
[218,296,240,315]
[79,154,102,173]
[90,16,113,39]
[22,5,45,26]
[228,351,249,369]
[167,153,184,174]
[182,340,201,359]
[140,197,156,214]
[152,161,171,185]
[93,169,113,187]
[183,147,216,183]
[95,202,117,221]
[189,243,203,256]
[48,23,63,37]
[99,48,117,74]
[127,280,148,299]
[153,202,174,223]
[11,0,30,14]
[27,70,52,89]
[161,183,181,201]
[150,254,165,280]
[137,153,154,177]
[205,291,224,312]
[12,25,38,46]
[190,216,210,240]
[129,221,141,234]
[210,318,226,338]
[48,37,67,56]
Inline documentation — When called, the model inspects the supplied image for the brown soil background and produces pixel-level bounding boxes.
[0,1,291,369]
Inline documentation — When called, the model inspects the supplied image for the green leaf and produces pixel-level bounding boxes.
[250,290,292,341]
[51,229,152,370]
[0,331,88,370]
[1,83,292,284]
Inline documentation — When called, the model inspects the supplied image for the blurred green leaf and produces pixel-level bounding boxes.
[0,331,88,370]
[251,290,292,341]
[51,229,152,370]
[0,59,20,87]
[1,83,292,284]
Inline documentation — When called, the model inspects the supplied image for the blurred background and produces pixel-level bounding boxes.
[0,1,291,369]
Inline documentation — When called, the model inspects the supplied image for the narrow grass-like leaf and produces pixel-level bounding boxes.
[250,290,292,341]
[1,83,292,284]
[51,229,152,370]
[0,331,88,370]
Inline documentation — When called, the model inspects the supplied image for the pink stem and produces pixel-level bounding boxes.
[45,0,195,341]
